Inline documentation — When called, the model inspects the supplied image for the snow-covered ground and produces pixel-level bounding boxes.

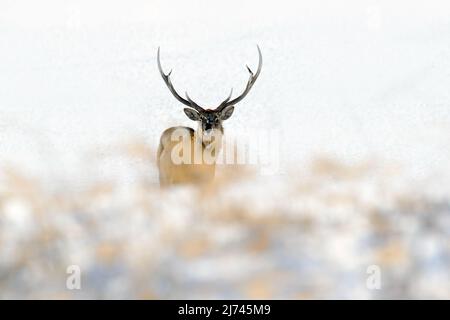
[0,0,449,298]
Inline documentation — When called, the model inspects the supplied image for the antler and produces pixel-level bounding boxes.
[157,47,204,112]
[216,45,263,111]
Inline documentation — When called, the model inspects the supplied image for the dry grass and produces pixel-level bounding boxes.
[0,148,449,299]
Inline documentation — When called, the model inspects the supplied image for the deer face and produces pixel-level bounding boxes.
[183,106,234,141]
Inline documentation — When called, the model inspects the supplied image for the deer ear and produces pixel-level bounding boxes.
[220,106,234,120]
[184,108,201,121]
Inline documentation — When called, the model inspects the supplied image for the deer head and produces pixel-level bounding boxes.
[157,46,262,143]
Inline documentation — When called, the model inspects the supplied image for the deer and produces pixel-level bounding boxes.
[156,46,262,187]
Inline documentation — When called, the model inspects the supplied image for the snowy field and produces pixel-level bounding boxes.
[0,0,449,298]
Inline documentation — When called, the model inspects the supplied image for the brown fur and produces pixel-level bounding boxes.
[157,126,222,187]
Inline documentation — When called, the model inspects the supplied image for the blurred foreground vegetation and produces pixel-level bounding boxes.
[0,144,449,299]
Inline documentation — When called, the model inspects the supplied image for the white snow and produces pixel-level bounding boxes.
[0,0,449,299]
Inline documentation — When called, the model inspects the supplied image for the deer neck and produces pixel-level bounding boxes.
[195,125,223,163]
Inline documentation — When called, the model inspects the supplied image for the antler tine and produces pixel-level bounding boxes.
[216,88,233,109]
[185,92,204,112]
[157,47,204,112]
[216,45,262,111]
